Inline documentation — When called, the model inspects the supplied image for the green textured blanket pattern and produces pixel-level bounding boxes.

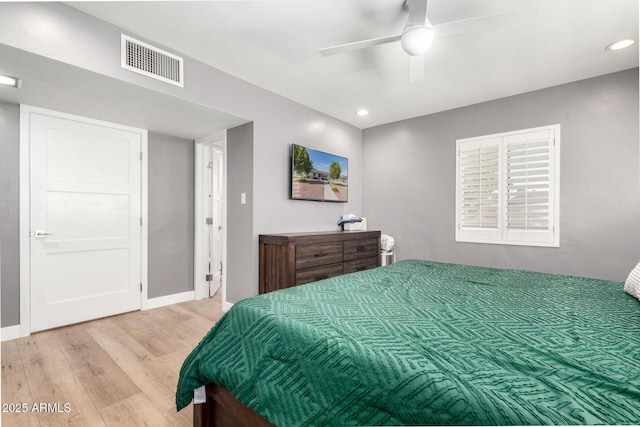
[176,260,640,426]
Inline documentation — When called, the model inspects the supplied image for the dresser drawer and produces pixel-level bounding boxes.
[343,256,379,274]
[296,242,343,269]
[343,238,379,261]
[296,263,343,285]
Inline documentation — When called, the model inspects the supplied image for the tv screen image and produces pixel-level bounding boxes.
[291,144,348,202]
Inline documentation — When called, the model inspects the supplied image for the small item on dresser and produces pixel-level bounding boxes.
[338,213,362,230]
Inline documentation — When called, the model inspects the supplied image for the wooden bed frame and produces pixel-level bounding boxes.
[193,383,274,427]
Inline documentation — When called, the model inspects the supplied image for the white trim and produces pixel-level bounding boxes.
[220,131,228,308]
[194,142,206,300]
[19,105,31,337]
[140,133,150,310]
[19,104,148,336]
[144,291,195,310]
[1,325,21,342]
[220,129,233,311]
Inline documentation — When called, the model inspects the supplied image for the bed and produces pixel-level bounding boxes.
[176,259,640,426]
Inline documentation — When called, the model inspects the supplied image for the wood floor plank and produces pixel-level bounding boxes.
[53,324,141,410]
[109,308,201,359]
[99,393,172,427]
[181,313,218,340]
[86,321,179,413]
[163,403,194,427]
[176,297,224,323]
[156,302,201,323]
[158,348,195,381]
[16,332,106,426]
[1,340,40,427]
[107,313,176,360]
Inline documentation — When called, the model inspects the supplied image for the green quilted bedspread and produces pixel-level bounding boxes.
[176,260,640,426]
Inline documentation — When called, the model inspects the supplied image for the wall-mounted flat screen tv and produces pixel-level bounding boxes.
[291,144,348,202]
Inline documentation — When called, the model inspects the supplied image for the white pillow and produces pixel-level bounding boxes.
[624,261,640,301]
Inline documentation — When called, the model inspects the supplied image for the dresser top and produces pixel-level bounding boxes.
[259,230,380,245]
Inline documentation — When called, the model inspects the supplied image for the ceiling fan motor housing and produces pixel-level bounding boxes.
[401,23,434,56]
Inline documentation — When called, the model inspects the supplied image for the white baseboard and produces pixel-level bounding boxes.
[1,325,21,342]
[144,291,195,310]
[3,291,205,340]
[3,292,216,340]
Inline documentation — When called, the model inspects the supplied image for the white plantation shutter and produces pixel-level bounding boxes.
[456,125,559,247]
[457,138,501,241]
[504,130,556,244]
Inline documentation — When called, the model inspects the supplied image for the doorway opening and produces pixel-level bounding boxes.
[195,133,228,309]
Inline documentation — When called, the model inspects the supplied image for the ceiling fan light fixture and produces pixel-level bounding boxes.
[401,24,434,56]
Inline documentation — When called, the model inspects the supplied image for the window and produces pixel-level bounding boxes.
[456,125,560,247]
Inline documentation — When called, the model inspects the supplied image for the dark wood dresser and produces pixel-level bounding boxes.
[259,230,381,294]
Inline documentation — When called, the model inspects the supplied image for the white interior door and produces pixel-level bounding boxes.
[209,146,223,296]
[29,110,144,332]
[201,145,222,297]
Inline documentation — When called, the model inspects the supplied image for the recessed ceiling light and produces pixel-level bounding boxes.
[0,74,20,88]
[356,109,369,117]
[605,39,635,51]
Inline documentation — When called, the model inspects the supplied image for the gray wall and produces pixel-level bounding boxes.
[227,123,254,302]
[363,68,640,282]
[148,132,194,299]
[0,102,20,327]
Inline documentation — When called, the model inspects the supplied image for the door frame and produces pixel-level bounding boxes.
[19,105,149,337]
[194,132,229,309]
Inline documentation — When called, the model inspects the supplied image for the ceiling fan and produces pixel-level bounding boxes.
[319,0,534,83]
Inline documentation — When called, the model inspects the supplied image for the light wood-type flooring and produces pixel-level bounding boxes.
[1,293,224,426]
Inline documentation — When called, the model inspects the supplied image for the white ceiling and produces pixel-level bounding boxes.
[67,0,638,129]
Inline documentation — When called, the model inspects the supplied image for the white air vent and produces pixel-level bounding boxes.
[121,34,184,87]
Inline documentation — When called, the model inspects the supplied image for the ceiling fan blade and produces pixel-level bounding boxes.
[406,0,428,26]
[434,8,536,37]
[319,34,402,56]
[408,55,424,83]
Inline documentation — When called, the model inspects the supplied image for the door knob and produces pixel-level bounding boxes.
[34,230,54,239]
